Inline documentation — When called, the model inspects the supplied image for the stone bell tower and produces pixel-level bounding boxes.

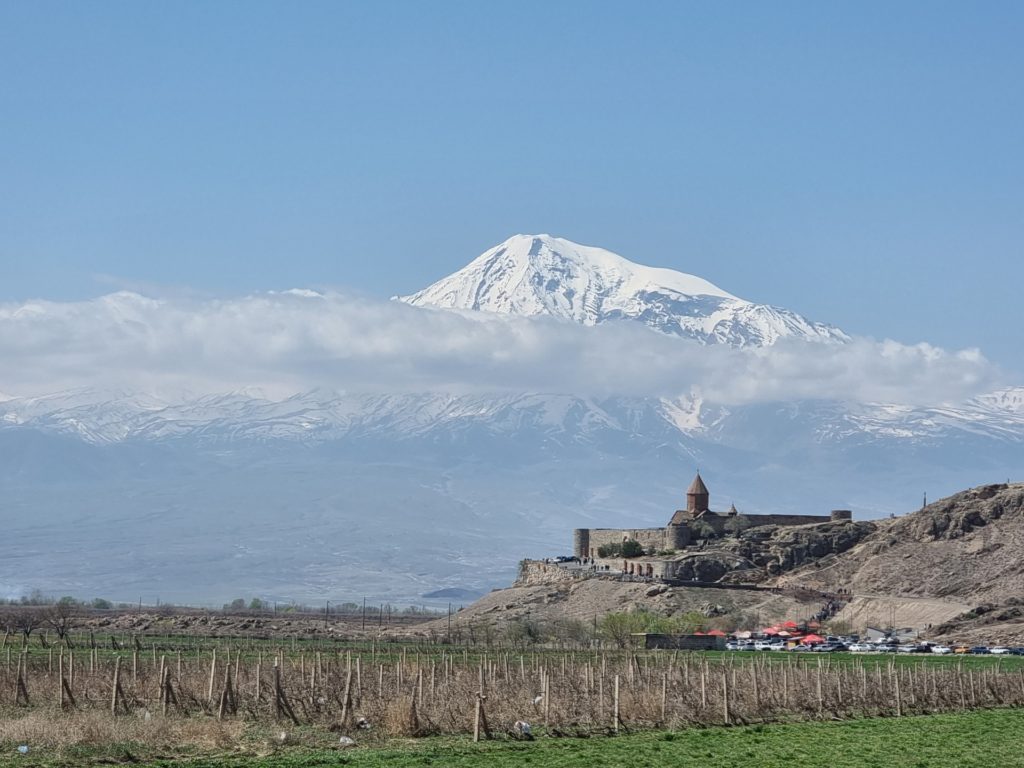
[686,472,710,515]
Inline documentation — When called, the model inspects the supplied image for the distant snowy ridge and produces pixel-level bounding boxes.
[400,234,849,347]
[3,386,1024,448]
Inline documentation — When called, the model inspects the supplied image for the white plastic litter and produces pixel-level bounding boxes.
[338,736,356,747]
[17,746,29,755]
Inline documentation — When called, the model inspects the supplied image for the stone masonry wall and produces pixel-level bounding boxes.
[583,527,670,557]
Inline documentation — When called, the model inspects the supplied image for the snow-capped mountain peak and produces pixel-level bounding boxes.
[400,234,848,347]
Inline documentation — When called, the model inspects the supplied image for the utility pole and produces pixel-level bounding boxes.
[325,600,330,628]
[361,597,366,631]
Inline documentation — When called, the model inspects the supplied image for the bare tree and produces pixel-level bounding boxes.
[8,607,44,646]
[44,601,79,648]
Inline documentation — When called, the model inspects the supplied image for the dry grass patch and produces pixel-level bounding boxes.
[0,710,243,752]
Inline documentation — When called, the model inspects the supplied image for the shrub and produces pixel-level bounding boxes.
[597,539,644,558]
[621,539,644,558]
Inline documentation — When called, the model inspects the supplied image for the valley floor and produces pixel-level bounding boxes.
[3,708,1023,767]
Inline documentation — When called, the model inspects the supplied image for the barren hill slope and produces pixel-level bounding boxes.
[779,483,1024,601]
[778,483,1024,639]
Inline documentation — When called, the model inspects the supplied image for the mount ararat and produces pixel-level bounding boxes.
[1,235,1020,606]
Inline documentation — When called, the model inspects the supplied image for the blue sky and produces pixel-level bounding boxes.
[2,2,1022,368]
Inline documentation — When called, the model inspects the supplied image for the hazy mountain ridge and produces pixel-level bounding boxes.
[3,387,1023,449]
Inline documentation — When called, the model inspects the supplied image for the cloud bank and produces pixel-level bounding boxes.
[0,290,999,406]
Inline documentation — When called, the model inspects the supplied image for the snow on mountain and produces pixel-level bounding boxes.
[400,234,849,347]
[3,385,1023,451]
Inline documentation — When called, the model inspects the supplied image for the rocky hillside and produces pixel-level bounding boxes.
[776,483,1024,640]
[779,483,1024,601]
[699,519,878,583]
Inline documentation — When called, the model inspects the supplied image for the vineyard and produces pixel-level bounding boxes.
[2,633,1024,745]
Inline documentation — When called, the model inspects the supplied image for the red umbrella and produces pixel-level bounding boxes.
[803,634,826,644]
[693,631,705,635]
[762,627,779,635]
[707,629,727,637]
[783,620,799,629]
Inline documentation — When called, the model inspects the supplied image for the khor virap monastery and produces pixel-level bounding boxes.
[573,473,853,578]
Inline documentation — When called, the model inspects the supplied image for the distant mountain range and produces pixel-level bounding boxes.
[1,235,1020,606]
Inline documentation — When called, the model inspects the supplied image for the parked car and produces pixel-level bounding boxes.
[897,644,918,654]
[990,647,1011,655]
[969,646,990,655]
[725,641,742,651]
[769,641,787,651]
[931,645,952,655]
[847,643,871,653]
[1009,648,1024,656]
[816,643,847,653]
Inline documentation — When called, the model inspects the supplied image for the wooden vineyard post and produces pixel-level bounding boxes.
[700,664,708,710]
[273,661,282,720]
[217,661,237,720]
[722,672,730,726]
[816,660,824,717]
[339,654,353,727]
[543,670,550,727]
[661,672,668,723]
[160,665,179,716]
[59,652,76,710]
[356,656,362,706]
[895,665,903,717]
[207,649,217,707]
[473,692,490,742]
[15,653,29,706]
[111,656,125,716]
[613,674,620,734]
[273,660,299,725]
[157,655,165,706]
[162,667,170,716]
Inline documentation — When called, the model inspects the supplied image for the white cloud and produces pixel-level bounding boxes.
[0,290,1001,406]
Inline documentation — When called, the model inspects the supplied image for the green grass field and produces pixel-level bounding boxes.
[5,708,1023,768]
